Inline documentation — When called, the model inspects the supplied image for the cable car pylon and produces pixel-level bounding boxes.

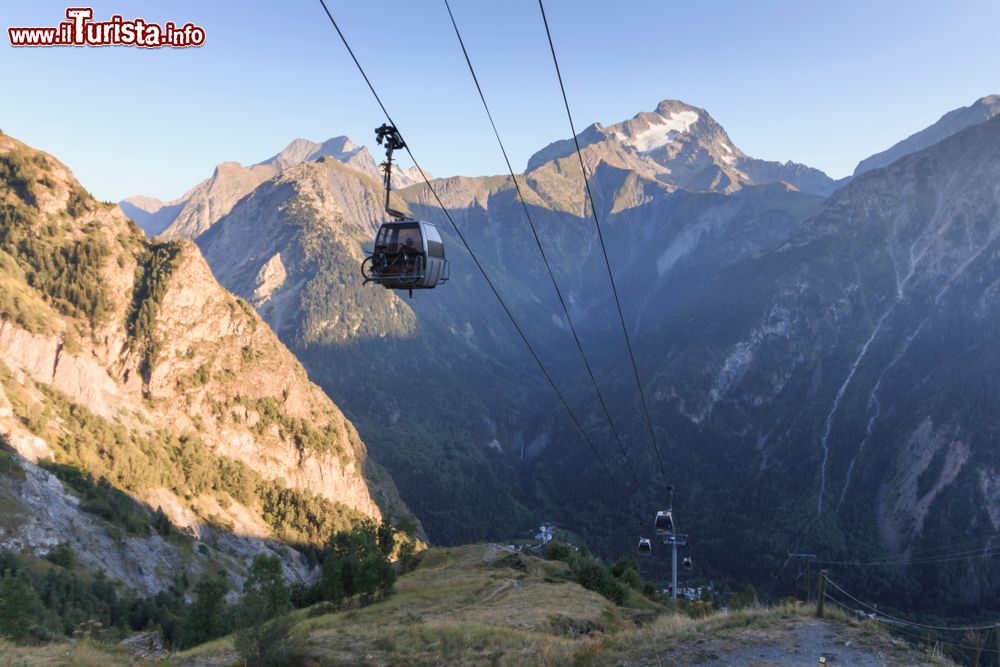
[661,486,689,599]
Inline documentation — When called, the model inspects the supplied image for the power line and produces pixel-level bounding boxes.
[536,0,667,483]
[875,535,999,560]
[441,0,642,488]
[824,577,999,632]
[313,0,642,517]
[817,542,999,568]
[907,535,1000,557]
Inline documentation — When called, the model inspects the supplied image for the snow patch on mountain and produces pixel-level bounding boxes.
[719,142,735,164]
[619,110,700,152]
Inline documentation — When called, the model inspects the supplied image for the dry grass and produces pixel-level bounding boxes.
[599,601,807,663]
[0,640,132,667]
[290,545,620,666]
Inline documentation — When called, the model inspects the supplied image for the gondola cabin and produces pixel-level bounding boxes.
[363,219,449,294]
[654,510,674,535]
[637,538,652,557]
[682,557,692,569]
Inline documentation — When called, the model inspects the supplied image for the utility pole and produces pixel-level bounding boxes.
[816,569,828,618]
[806,557,812,603]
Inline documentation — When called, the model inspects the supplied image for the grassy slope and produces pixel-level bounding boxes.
[0,544,956,666]
[170,546,954,667]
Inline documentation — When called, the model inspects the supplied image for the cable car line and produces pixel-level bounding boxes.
[537,0,668,483]
[824,577,999,632]
[442,0,642,486]
[314,0,645,513]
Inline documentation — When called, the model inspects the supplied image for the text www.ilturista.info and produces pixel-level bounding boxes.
[8,8,205,48]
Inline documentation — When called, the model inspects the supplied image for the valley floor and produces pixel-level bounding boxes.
[0,544,957,667]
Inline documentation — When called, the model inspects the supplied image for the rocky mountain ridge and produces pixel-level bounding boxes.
[853,94,1000,176]
[120,136,422,239]
[0,133,417,595]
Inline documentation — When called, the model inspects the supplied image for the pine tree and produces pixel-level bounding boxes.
[0,571,38,641]
[178,573,230,648]
[238,555,290,625]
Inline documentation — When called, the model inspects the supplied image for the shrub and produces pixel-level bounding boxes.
[234,613,302,667]
[543,541,572,562]
[319,520,397,605]
[193,364,211,385]
[45,543,76,569]
[397,539,419,575]
[238,555,291,626]
[731,584,758,610]
[545,544,649,606]
[569,556,627,606]
[610,556,642,590]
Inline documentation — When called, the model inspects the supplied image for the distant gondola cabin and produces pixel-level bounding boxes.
[654,510,674,534]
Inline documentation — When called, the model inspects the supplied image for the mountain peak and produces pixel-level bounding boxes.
[653,98,700,114]
[609,103,707,154]
[259,135,365,171]
[526,99,714,172]
[123,134,403,239]
[526,99,834,195]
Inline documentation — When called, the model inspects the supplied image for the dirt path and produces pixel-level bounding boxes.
[694,619,898,666]
[631,618,937,667]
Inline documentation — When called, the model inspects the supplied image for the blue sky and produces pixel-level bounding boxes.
[2,1,997,202]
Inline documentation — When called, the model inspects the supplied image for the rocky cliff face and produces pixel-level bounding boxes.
[0,133,416,594]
